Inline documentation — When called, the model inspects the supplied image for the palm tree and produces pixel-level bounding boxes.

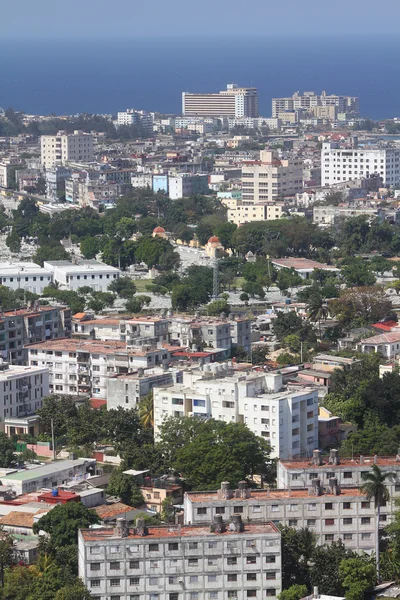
[306,295,329,339]
[360,464,396,581]
[139,393,154,429]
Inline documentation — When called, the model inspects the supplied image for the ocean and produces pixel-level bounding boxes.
[0,35,399,119]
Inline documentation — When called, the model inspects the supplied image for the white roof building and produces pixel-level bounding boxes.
[43,260,120,292]
[0,262,53,294]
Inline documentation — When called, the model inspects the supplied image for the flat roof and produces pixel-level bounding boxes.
[186,487,366,503]
[44,260,120,273]
[0,365,48,380]
[271,258,339,271]
[281,456,400,469]
[81,521,280,541]
[314,354,360,364]
[1,459,94,482]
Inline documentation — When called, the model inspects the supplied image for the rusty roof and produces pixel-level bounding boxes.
[95,502,136,520]
[186,487,367,503]
[282,456,400,470]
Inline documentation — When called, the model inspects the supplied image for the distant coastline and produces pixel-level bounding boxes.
[0,35,399,119]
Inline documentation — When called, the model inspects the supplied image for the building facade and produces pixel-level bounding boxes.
[272,92,359,119]
[183,84,259,118]
[0,361,49,421]
[0,262,53,295]
[241,151,303,203]
[43,260,120,292]
[153,368,319,459]
[40,130,94,169]
[321,142,400,187]
[78,517,282,600]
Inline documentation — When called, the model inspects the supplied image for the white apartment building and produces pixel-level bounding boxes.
[43,260,120,292]
[153,367,319,460]
[40,130,94,169]
[168,317,251,355]
[0,262,53,294]
[321,142,400,186]
[27,338,171,398]
[117,109,154,133]
[0,361,49,421]
[277,449,400,499]
[242,150,303,203]
[72,315,170,347]
[106,368,180,410]
[184,480,378,554]
[78,516,282,600]
[183,84,259,118]
[168,174,209,200]
[227,118,281,131]
[272,92,359,118]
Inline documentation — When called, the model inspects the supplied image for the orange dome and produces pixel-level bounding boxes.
[208,236,220,244]
[153,226,166,233]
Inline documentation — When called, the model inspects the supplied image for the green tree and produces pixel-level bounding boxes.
[158,417,270,490]
[33,503,99,547]
[0,434,15,468]
[278,585,308,600]
[306,295,329,338]
[138,393,154,429]
[108,276,137,299]
[360,464,396,580]
[276,269,303,294]
[341,258,376,287]
[55,581,93,600]
[5,231,21,253]
[32,245,70,267]
[0,526,14,587]
[242,281,265,299]
[310,540,355,596]
[206,299,230,316]
[37,395,78,439]
[107,470,145,507]
[338,556,376,600]
[80,237,100,259]
[329,286,392,327]
[279,526,316,589]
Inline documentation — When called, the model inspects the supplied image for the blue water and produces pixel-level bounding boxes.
[0,35,399,119]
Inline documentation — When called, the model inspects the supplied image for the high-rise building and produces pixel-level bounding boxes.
[241,150,303,203]
[272,91,359,119]
[183,84,258,118]
[117,109,154,133]
[40,130,94,168]
[78,516,282,600]
[321,142,400,186]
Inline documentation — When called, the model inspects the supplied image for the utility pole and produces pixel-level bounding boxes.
[51,418,56,461]
[300,342,303,363]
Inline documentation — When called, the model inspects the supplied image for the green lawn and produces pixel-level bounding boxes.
[134,279,152,292]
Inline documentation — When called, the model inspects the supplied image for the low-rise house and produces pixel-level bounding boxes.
[358,331,400,359]
[270,258,339,280]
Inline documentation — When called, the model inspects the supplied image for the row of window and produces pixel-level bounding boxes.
[91,556,277,571]
[89,590,277,599]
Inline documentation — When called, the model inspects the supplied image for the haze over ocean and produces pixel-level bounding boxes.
[1,35,399,119]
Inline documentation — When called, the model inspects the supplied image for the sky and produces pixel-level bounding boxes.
[4,0,400,38]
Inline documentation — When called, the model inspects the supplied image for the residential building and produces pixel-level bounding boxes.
[40,130,94,169]
[123,471,183,512]
[0,160,24,189]
[78,516,282,600]
[0,361,49,421]
[241,151,303,203]
[0,458,96,495]
[321,142,400,187]
[184,479,377,554]
[45,165,71,200]
[117,109,154,133]
[224,199,284,225]
[168,173,209,199]
[277,449,400,499]
[43,260,120,292]
[272,92,359,119]
[72,314,171,346]
[358,331,400,359]
[183,84,259,118]
[227,118,281,131]
[0,262,53,294]
[153,367,319,459]
[0,305,72,364]
[106,368,180,411]
[27,338,171,398]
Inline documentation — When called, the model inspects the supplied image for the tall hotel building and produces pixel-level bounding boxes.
[182,84,258,118]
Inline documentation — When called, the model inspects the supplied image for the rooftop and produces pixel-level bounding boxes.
[81,521,279,541]
[271,258,339,272]
[359,331,400,344]
[1,459,95,483]
[281,455,400,470]
[43,260,120,273]
[95,502,138,520]
[186,487,367,503]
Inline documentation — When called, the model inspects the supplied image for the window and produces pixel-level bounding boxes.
[307,503,316,511]
[215,507,225,514]
[228,574,237,582]
[307,519,316,527]
[227,557,237,565]
[90,563,100,571]
[361,517,371,525]
[266,590,276,597]
[325,519,335,526]
[233,506,244,513]
[325,503,333,510]
[266,572,276,580]
[188,542,198,550]
[265,556,276,563]
[247,556,257,564]
[149,578,159,585]
[228,593,237,598]
[343,533,353,541]
[343,518,352,525]
[288,519,297,527]
[110,562,120,570]
[188,559,198,566]
[110,579,121,586]
[247,591,257,598]
[344,472,353,479]
[170,594,179,600]
[361,501,370,509]
[343,502,351,510]
[191,594,199,600]
[91,580,101,587]
[197,508,207,515]
[130,561,139,569]
[189,576,198,584]
[149,544,159,552]
[208,575,217,582]
[130,578,140,586]
[325,534,334,542]
[209,594,218,600]
[252,505,261,513]
[361,533,371,540]
[169,543,179,551]
[247,574,257,581]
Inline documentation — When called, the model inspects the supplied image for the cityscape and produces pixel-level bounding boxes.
[2,1,400,599]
